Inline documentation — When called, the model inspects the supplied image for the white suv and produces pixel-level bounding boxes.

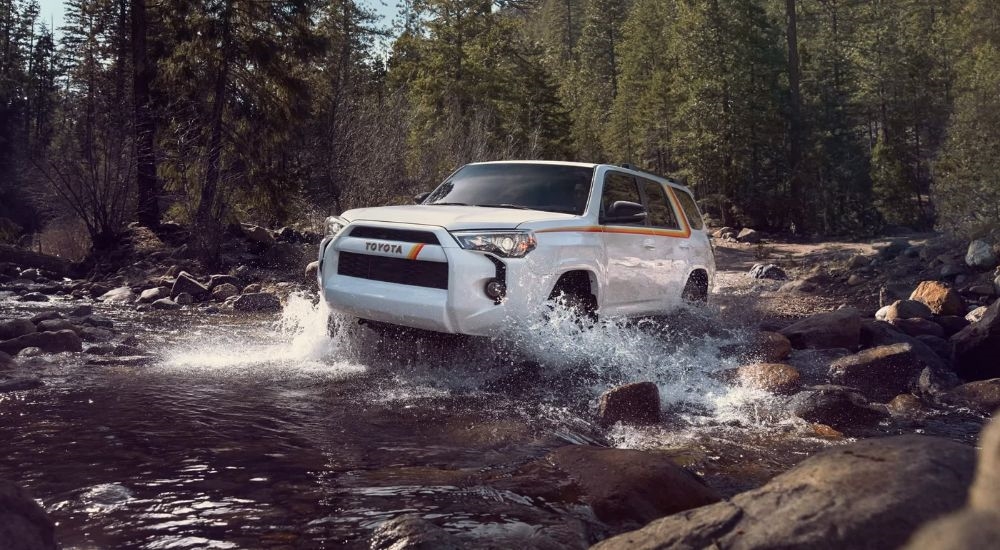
[318,161,715,336]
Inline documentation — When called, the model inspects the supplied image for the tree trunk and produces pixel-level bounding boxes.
[131,0,159,228]
[785,0,803,228]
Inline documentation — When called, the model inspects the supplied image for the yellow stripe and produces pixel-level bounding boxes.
[407,243,425,260]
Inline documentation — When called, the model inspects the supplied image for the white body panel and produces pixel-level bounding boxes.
[318,163,716,336]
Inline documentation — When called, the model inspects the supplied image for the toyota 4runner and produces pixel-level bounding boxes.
[317,161,715,336]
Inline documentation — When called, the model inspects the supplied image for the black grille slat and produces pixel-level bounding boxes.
[337,252,448,289]
[349,226,440,244]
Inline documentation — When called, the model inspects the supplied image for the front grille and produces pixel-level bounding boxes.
[349,226,440,244]
[337,252,448,289]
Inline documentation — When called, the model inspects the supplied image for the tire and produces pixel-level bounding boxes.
[681,271,709,304]
[547,278,598,325]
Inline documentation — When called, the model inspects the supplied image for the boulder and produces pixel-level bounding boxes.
[0,480,57,550]
[736,228,762,243]
[241,223,275,245]
[779,308,861,350]
[847,254,871,269]
[151,298,181,311]
[18,292,49,302]
[748,263,786,280]
[859,320,947,370]
[78,327,113,343]
[170,271,208,300]
[67,304,93,318]
[35,319,80,335]
[909,281,965,316]
[940,379,1000,415]
[732,363,801,394]
[27,311,61,324]
[889,317,945,338]
[233,292,281,312]
[847,274,864,286]
[305,260,320,281]
[966,239,998,269]
[914,334,951,362]
[546,445,721,528]
[721,331,791,363]
[208,274,242,290]
[933,315,969,338]
[967,306,988,323]
[0,375,43,393]
[905,509,1000,550]
[971,406,1000,510]
[593,435,975,550]
[211,283,238,301]
[951,300,1000,381]
[174,292,194,305]
[0,319,36,341]
[788,385,888,429]
[829,343,937,402]
[242,283,262,294]
[884,299,933,321]
[887,393,929,418]
[98,286,134,303]
[78,315,113,329]
[598,382,661,426]
[0,330,82,355]
[138,287,169,303]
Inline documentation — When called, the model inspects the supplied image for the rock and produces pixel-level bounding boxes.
[98,286,134,303]
[829,343,937,401]
[909,281,966,316]
[593,435,975,550]
[951,300,1000,381]
[967,306,988,323]
[67,304,93,317]
[35,319,80,334]
[18,292,49,302]
[905,509,1000,550]
[971,406,1000,510]
[78,315,113,329]
[0,319,36,341]
[546,445,721,528]
[0,330,82,355]
[875,305,892,321]
[211,283,238,301]
[811,423,844,438]
[27,311,61,324]
[880,283,914,308]
[0,375,43,393]
[778,279,816,293]
[968,284,997,296]
[138,287,169,303]
[966,239,998,269]
[914,334,951,362]
[847,254,871,269]
[0,351,15,370]
[885,299,933,321]
[940,379,1000,414]
[721,331,791,362]
[732,363,801,394]
[887,393,929,418]
[78,327,113,343]
[174,292,194,305]
[242,283,262,294]
[995,273,1000,294]
[941,263,965,278]
[151,298,181,311]
[736,228,762,243]
[233,292,281,312]
[779,308,861,350]
[934,315,970,338]
[847,274,864,286]
[788,385,887,428]
[598,382,661,426]
[370,514,461,550]
[170,271,208,299]
[748,263,786,280]
[208,274,242,290]
[305,260,319,281]
[242,223,275,245]
[889,317,945,338]
[0,480,57,550]
[880,238,911,258]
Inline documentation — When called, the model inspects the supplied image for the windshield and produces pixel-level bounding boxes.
[424,163,595,215]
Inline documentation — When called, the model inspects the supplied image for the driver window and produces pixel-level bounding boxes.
[601,171,644,225]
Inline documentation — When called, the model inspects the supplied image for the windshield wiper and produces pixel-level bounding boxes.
[430,202,470,206]
[476,203,533,210]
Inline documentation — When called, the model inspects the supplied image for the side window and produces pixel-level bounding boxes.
[639,178,681,230]
[673,188,705,230]
[601,171,644,225]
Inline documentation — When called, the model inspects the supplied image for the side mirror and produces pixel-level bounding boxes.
[414,191,431,204]
[602,200,647,224]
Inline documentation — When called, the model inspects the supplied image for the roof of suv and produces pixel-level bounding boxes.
[468,160,693,193]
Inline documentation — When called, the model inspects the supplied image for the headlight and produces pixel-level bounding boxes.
[452,230,537,258]
[324,216,348,237]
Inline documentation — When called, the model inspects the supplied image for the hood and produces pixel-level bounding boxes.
[342,205,577,231]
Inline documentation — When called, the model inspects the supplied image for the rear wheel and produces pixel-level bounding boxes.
[681,270,709,304]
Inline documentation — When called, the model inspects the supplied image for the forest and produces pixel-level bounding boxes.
[2,0,1000,260]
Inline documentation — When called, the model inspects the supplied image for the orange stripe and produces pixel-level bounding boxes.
[407,243,425,260]
[537,225,691,238]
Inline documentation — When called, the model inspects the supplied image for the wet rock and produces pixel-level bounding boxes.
[305,260,319,281]
[174,292,194,305]
[732,363,801,394]
[0,480,57,549]
[880,283,913,308]
[27,311,61,324]
[78,315,113,329]
[370,514,460,550]
[151,298,181,311]
[829,343,937,402]
[67,304,93,318]
[593,435,975,550]
[887,393,929,418]
[904,509,1000,550]
[940,379,1000,414]
[547,445,721,528]
[951,300,1000,381]
[934,315,969,338]
[98,286,134,303]
[78,326,113,343]
[0,351,15,370]
[914,334,951,362]
[171,271,208,300]
[747,263,786,280]
[966,239,998,269]
[811,423,844,438]
[967,306,988,323]
[242,283,262,294]
[211,283,238,301]
[0,319,36,341]
[779,307,861,350]
[859,319,947,369]
[208,274,242,290]
[233,292,282,312]
[18,292,49,302]
[788,385,888,428]
[909,281,966,316]
[884,299,933,321]
[0,375,43,393]
[720,331,791,363]
[0,330,82,355]
[598,382,661,426]
[138,287,169,303]
[889,317,945,338]
[241,223,275,245]
[35,319,80,335]
[736,228,761,243]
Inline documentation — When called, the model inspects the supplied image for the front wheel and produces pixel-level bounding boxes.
[681,271,709,304]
